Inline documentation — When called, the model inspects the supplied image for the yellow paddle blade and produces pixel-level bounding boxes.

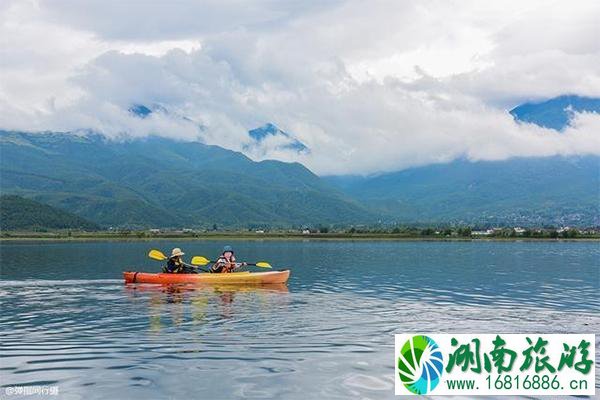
[191,256,210,266]
[255,262,272,268]
[148,249,167,261]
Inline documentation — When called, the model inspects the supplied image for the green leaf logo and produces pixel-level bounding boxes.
[397,335,444,394]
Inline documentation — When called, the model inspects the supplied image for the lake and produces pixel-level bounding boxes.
[0,240,598,399]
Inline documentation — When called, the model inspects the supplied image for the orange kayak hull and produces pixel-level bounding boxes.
[123,270,290,285]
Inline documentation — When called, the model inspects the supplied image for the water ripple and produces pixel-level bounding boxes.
[1,240,599,399]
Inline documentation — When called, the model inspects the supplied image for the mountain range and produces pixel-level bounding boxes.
[0,95,598,229]
[326,95,600,227]
[325,156,598,226]
[0,130,371,229]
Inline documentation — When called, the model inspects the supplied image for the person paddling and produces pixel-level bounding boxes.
[211,245,246,273]
[163,248,197,274]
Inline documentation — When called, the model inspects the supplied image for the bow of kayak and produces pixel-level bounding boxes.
[123,270,290,284]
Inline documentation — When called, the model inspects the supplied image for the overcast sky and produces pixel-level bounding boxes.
[1,0,599,175]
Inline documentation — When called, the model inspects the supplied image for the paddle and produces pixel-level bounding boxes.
[148,249,168,261]
[148,249,208,272]
[191,256,272,269]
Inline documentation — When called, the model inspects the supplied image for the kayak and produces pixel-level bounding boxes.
[123,270,290,285]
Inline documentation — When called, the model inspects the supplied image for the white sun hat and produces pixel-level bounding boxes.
[170,248,185,258]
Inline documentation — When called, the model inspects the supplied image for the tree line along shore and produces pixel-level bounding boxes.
[1,226,598,241]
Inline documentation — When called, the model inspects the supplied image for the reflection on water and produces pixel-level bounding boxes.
[0,240,599,399]
[125,283,289,329]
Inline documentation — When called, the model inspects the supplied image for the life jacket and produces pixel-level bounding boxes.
[164,257,184,273]
[211,253,236,273]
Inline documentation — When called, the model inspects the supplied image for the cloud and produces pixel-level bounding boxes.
[1,0,599,175]
[36,0,337,41]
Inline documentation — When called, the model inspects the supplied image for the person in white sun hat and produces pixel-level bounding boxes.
[162,248,196,274]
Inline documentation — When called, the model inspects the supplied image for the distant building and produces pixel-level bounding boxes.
[182,228,193,233]
[472,229,493,236]
[255,230,265,234]
[514,227,526,234]
[149,229,161,234]
[302,229,311,235]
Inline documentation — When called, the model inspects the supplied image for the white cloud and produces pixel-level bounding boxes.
[0,0,599,175]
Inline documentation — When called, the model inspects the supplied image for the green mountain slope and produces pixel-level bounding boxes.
[0,131,375,228]
[0,195,100,231]
[326,156,599,226]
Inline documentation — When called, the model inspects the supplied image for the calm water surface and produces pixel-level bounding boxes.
[0,240,598,399]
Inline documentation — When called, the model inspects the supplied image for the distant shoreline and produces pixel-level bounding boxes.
[1,232,598,242]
